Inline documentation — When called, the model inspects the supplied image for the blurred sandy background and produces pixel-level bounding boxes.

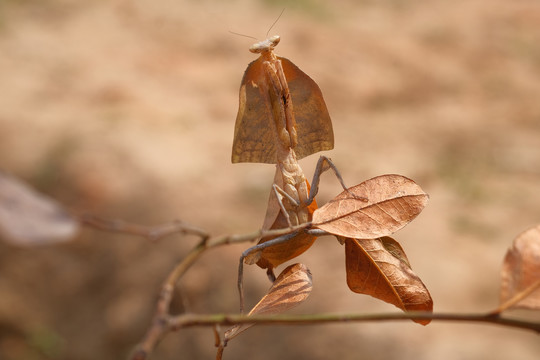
[1,0,540,359]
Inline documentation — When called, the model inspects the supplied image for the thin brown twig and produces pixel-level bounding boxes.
[205,223,311,247]
[167,311,540,333]
[82,216,540,358]
[131,243,207,359]
[129,224,309,360]
[78,214,209,242]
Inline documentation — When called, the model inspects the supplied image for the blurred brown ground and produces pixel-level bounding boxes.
[1,0,540,359]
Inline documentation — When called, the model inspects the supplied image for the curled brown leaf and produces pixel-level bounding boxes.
[500,225,540,310]
[345,237,433,325]
[224,263,312,341]
[312,175,428,239]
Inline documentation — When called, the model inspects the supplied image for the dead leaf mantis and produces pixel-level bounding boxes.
[232,35,359,311]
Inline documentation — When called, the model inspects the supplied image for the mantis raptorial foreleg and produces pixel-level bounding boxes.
[270,156,358,226]
[271,182,300,228]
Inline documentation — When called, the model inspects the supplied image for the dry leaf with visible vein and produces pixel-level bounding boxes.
[312,174,428,239]
[344,237,433,325]
[224,263,312,341]
[0,171,79,246]
[500,225,540,310]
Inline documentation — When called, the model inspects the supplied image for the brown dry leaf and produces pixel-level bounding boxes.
[500,225,540,310]
[345,237,433,325]
[0,170,79,246]
[224,263,312,341]
[312,174,428,239]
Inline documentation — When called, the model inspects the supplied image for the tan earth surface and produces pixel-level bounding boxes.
[1,0,540,359]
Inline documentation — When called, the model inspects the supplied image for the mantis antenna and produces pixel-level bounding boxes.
[229,8,285,41]
[266,8,285,37]
[228,31,258,40]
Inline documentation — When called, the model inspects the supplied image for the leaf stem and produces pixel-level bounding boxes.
[491,279,540,315]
